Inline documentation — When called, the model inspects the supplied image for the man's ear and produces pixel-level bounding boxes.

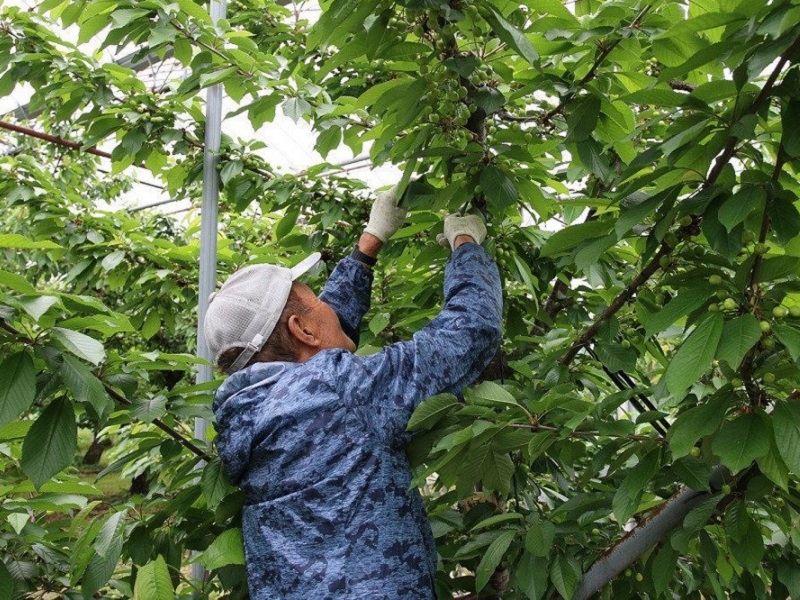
[287,314,320,347]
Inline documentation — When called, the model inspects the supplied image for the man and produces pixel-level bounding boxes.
[204,186,503,599]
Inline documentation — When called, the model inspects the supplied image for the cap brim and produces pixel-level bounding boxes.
[290,252,322,280]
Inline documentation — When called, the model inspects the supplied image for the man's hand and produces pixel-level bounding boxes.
[437,213,487,250]
[363,185,408,244]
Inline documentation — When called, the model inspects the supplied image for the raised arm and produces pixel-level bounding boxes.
[319,234,380,345]
[320,186,407,346]
[335,216,503,445]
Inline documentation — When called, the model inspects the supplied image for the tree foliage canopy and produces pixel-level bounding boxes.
[2,0,800,598]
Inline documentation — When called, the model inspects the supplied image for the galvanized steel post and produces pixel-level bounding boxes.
[193,0,227,591]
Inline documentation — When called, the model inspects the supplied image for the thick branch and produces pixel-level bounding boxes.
[103,385,211,461]
[574,464,760,600]
[0,120,146,168]
[559,243,670,365]
[0,317,210,461]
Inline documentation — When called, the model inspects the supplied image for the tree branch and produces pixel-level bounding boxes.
[0,317,211,461]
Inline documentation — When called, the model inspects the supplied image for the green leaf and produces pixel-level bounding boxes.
[484,8,538,64]
[651,545,678,596]
[355,78,411,109]
[550,554,581,600]
[201,456,232,509]
[51,327,106,365]
[101,250,125,272]
[282,98,312,123]
[198,65,239,88]
[712,412,770,472]
[141,311,161,340]
[19,296,59,321]
[613,450,660,523]
[759,256,800,282]
[0,233,60,249]
[175,0,212,24]
[94,510,127,558]
[594,342,636,373]
[132,395,167,423]
[369,312,391,335]
[475,529,516,592]
[728,515,764,572]
[718,186,764,232]
[671,456,711,491]
[645,286,712,337]
[82,536,123,599]
[473,86,506,114]
[0,269,35,293]
[110,8,150,27]
[407,394,458,431]
[196,528,245,570]
[524,515,555,557]
[471,512,524,531]
[664,314,724,398]
[773,402,800,474]
[515,552,549,600]
[20,397,77,489]
[774,324,800,363]
[668,392,728,457]
[60,355,112,421]
[715,314,761,368]
[480,166,519,209]
[134,555,174,599]
[540,220,614,258]
[0,352,35,429]
[465,381,519,407]
[566,95,600,142]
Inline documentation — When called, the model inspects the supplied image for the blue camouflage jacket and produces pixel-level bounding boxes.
[212,243,502,599]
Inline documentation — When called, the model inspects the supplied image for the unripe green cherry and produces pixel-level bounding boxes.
[760,320,772,333]
[690,447,701,458]
[709,274,723,285]
[723,298,737,311]
[754,243,768,255]
[773,306,789,318]
[680,215,693,227]
[591,528,601,536]
[716,290,728,300]
[731,378,743,387]
[742,230,755,244]
[659,255,671,268]
[625,569,633,577]
[763,337,776,349]
[708,303,720,313]
[763,372,776,384]
[721,484,732,495]
[635,573,644,582]
[621,339,631,349]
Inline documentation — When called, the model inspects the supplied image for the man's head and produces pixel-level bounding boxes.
[205,254,355,374]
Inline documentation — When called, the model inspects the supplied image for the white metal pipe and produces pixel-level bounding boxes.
[193,0,227,591]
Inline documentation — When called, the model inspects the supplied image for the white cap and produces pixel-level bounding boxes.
[204,252,321,374]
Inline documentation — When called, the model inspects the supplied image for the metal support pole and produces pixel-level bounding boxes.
[193,0,227,592]
[573,466,728,600]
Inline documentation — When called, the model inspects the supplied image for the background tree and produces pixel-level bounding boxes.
[2,0,800,598]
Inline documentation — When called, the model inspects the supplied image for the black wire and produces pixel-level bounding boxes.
[586,345,670,437]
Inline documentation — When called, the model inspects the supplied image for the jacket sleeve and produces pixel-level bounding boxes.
[337,243,503,445]
[319,256,373,346]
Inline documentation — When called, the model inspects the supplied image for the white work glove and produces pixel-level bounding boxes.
[363,185,408,243]
[436,213,487,249]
